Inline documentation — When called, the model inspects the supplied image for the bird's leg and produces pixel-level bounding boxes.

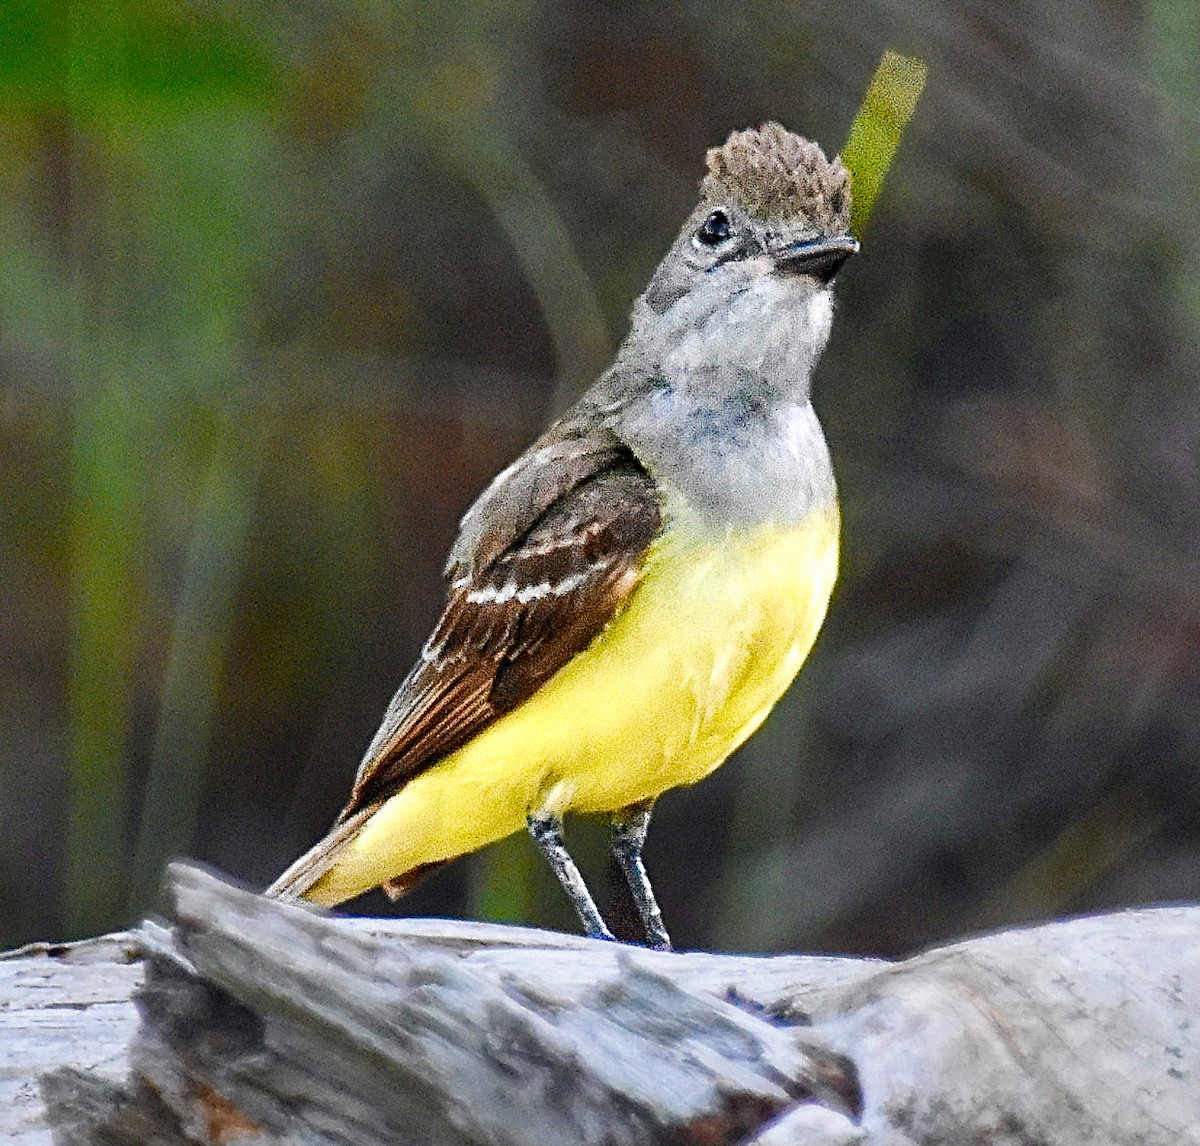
[526,812,615,942]
[610,800,671,951]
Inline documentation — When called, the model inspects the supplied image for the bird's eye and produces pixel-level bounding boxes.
[695,210,732,246]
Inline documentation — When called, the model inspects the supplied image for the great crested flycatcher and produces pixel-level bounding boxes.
[267,123,856,950]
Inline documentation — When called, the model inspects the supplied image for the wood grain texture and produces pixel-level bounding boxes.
[2,865,1196,1145]
[0,934,142,1146]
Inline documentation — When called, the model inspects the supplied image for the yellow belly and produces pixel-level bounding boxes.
[310,507,839,905]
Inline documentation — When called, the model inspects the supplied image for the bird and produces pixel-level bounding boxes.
[266,122,856,950]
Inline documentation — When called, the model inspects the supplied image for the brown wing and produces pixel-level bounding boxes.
[338,439,661,819]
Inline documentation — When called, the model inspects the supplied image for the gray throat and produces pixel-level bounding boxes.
[589,300,838,527]
[608,376,836,527]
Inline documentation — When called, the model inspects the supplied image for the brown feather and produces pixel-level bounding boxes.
[380,862,446,900]
[339,442,662,822]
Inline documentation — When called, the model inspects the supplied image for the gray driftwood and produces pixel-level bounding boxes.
[2,865,1197,1145]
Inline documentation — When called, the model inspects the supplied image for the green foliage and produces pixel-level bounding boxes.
[0,3,279,935]
[0,1,276,114]
[840,51,927,237]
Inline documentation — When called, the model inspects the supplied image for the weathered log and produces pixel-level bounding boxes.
[2,864,1197,1144]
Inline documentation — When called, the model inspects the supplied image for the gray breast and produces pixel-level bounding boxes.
[615,385,836,527]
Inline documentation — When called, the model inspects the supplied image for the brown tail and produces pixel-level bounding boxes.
[379,860,447,900]
[264,806,378,903]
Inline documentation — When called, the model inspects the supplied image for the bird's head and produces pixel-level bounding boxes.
[633,123,856,388]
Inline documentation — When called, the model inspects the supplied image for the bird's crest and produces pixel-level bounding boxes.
[704,122,851,232]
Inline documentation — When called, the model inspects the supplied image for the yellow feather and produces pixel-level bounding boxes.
[306,506,839,907]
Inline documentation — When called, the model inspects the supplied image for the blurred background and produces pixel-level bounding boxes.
[3,0,1200,956]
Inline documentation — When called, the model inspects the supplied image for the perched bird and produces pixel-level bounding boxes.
[267,123,856,950]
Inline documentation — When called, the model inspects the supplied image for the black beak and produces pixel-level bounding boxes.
[774,234,859,283]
